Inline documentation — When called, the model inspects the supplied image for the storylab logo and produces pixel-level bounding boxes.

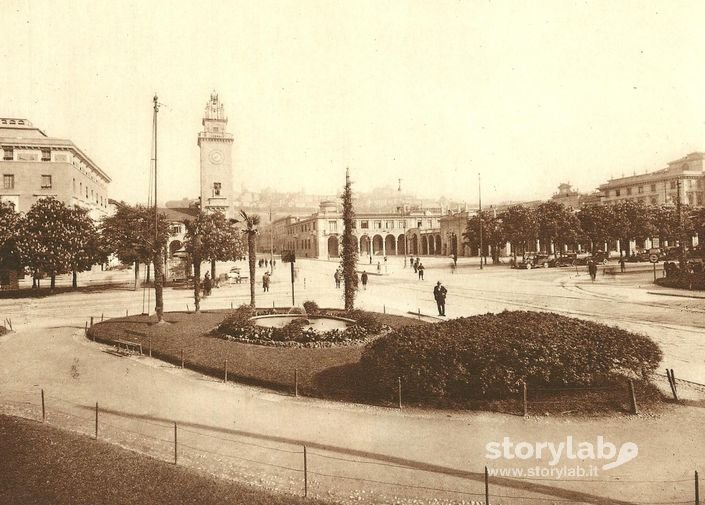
[485,436,638,477]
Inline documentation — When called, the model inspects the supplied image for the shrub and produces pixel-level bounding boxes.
[218,305,255,334]
[345,310,383,333]
[360,311,663,402]
[303,300,320,315]
[288,307,306,315]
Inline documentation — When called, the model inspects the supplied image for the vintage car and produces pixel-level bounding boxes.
[516,253,555,269]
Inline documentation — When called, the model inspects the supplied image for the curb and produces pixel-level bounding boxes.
[646,291,705,300]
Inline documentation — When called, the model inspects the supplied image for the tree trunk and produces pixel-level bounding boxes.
[193,255,201,312]
[154,247,164,322]
[50,272,56,291]
[248,234,256,308]
[211,259,216,281]
[134,261,140,291]
[32,273,37,289]
[146,263,151,283]
[72,270,77,289]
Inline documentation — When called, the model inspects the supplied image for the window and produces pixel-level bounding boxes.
[169,224,182,234]
[3,147,13,161]
[670,180,676,189]
[374,220,382,229]
[626,187,632,196]
[417,220,422,228]
[80,182,83,196]
[213,182,221,196]
[3,174,14,189]
[650,183,656,192]
[615,189,621,197]
[41,148,51,161]
[73,178,76,194]
[328,220,337,233]
[360,220,369,229]
[41,175,52,189]
[85,185,88,198]
[637,185,643,194]
[351,220,357,229]
[399,220,406,228]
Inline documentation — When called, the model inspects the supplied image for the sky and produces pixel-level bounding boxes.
[2,0,705,207]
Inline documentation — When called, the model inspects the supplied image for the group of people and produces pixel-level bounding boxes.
[333,268,370,290]
[258,258,275,269]
[410,257,425,279]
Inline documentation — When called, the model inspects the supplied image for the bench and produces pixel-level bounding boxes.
[113,339,143,355]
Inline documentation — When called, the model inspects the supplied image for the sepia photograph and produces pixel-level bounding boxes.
[1,1,704,504]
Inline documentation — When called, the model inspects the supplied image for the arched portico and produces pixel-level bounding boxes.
[327,236,339,257]
[372,234,384,255]
[360,235,371,256]
[384,234,396,255]
[397,234,406,255]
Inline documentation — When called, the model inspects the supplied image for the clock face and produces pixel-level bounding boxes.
[209,150,224,164]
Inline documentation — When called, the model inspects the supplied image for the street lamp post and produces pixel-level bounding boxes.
[478,172,483,270]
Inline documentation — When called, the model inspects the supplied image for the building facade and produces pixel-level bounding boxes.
[598,152,705,207]
[198,92,235,218]
[273,201,443,259]
[0,118,111,218]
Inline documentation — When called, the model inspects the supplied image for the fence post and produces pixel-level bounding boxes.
[90,316,94,327]
[181,349,184,369]
[230,301,233,309]
[398,377,402,409]
[383,304,386,314]
[101,313,104,322]
[485,465,490,505]
[671,368,679,401]
[174,422,178,465]
[523,382,528,417]
[695,470,700,505]
[417,308,421,320]
[95,402,99,440]
[148,336,152,358]
[41,389,45,423]
[126,309,128,317]
[224,360,228,383]
[303,445,308,498]
[628,379,638,414]
[84,321,88,336]
[294,369,299,397]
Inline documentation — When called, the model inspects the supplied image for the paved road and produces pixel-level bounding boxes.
[1,259,704,504]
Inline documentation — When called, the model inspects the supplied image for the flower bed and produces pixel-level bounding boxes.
[215,305,385,348]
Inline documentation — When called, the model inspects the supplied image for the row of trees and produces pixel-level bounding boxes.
[463,200,705,262]
[0,199,256,301]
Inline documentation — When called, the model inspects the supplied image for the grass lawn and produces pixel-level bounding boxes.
[0,414,328,505]
[89,310,428,405]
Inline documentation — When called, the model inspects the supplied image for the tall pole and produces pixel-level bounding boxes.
[479,172,483,270]
[676,178,686,266]
[153,94,164,322]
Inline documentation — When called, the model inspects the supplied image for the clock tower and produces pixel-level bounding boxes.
[198,91,234,217]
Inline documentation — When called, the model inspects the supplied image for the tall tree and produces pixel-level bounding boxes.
[341,169,357,310]
[237,210,260,308]
[199,211,244,279]
[502,205,537,256]
[577,205,614,252]
[0,202,21,278]
[611,200,654,257]
[100,203,169,290]
[649,204,680,245]
[463,210,506,264]
[16,198,81,290]
[183,211,243,312]
[66,207,105,288]
[535,201,581,255]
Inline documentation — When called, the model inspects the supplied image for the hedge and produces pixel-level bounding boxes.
[360,311,663,402]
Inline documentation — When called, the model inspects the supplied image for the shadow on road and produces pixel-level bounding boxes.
[77,403,637,505]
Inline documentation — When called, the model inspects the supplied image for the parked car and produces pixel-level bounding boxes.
[517,253,554,269]
[590,250,610,265]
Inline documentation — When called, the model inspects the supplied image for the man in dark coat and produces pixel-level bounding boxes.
[433,281,447,316]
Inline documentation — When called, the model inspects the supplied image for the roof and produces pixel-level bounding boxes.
[159,207,199,222]
[0,120,111,183]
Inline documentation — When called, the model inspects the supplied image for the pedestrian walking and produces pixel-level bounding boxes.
[619,256,626,273]
[418,262,425,280]
[203,272,212,297]
[588,260,597,281]
[361,270,368,290]
[377,261,381,273]
[262,272,270,292]
[334,270,341,288]
[413,258,419,273]
[433,281,447,316]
